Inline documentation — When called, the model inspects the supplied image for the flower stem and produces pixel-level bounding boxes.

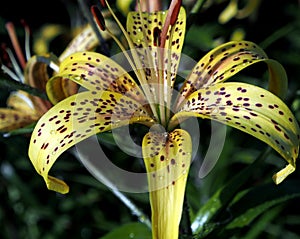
[0,74,48,100]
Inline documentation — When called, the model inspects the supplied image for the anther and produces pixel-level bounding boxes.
[91,5,106,31]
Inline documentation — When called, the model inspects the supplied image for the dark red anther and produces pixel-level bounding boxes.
[159,0,182,48]
[91,5,106,31]
[100,0,106,7]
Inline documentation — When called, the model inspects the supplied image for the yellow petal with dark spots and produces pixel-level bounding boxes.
[172,82,300,183]
[127,7,186,91]
[0,108,35,132]
[142,129,192,239]
[177,41,287,107]
[47,51,147,105]
[28,90,153,194]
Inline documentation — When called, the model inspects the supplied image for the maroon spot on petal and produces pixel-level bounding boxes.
[274,125,282,132]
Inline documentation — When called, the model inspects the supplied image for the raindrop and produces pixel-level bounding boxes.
[73,76,82,82]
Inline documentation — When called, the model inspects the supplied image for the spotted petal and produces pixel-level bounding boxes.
[142,129,191,239]
[0,108,36,132]
[177,41,287,107]
[171,82,300,183]
[24,55,57,115]
[127,7,186,91]
[47,51,147,105]
[28,90,153,194]
[0,90,39,132]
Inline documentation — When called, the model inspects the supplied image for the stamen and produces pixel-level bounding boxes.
[3,47,25,83]
[160,0,182,48]
[36,55,60,73]
[5,22,26,69]
[20,19,31,61]
[91,5,106,31]
[170,0,182,26]
[77,0,110,55]
[100,0,106,7]
[1,64,21,82]
[103,0,159,120]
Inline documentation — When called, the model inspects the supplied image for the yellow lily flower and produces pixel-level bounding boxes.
[0,22,52,132]
[0,12,118,133]
[218,0,261,24]
[28,1,299,238]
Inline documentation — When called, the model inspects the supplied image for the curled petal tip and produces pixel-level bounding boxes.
[272,164,296,185]
[46,175,70,194]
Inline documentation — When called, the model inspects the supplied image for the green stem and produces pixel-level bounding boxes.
[190,0,207,14]
[259,24,295,49]
[179,194,193,239]
[0,75,48,100]
[187,0,209,31]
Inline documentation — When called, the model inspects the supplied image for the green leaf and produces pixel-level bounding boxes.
[226,179,300,229]
[191,148,270,236]
[100,222,152,239]
[0,75,47,99]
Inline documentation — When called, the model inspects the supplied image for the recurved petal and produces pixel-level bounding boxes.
[7,91,38,114]
[28,90,153,194]
[46,51,147,105]
[0,108,36,132]
[177,41,287,107]
[142,129,192,239]
[172,82,300,183]
[24,54,58,115]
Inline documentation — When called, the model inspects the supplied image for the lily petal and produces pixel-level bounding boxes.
[127,7,186,90]
[46,51,147,105]
[59,10,120,61]
[0,108,35,132]
[24,55,57,115]
[142,129,191,239]
[7,91,37,114]
[28,90,153,194]
[177,41,287,107]
[172,82,300,183]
